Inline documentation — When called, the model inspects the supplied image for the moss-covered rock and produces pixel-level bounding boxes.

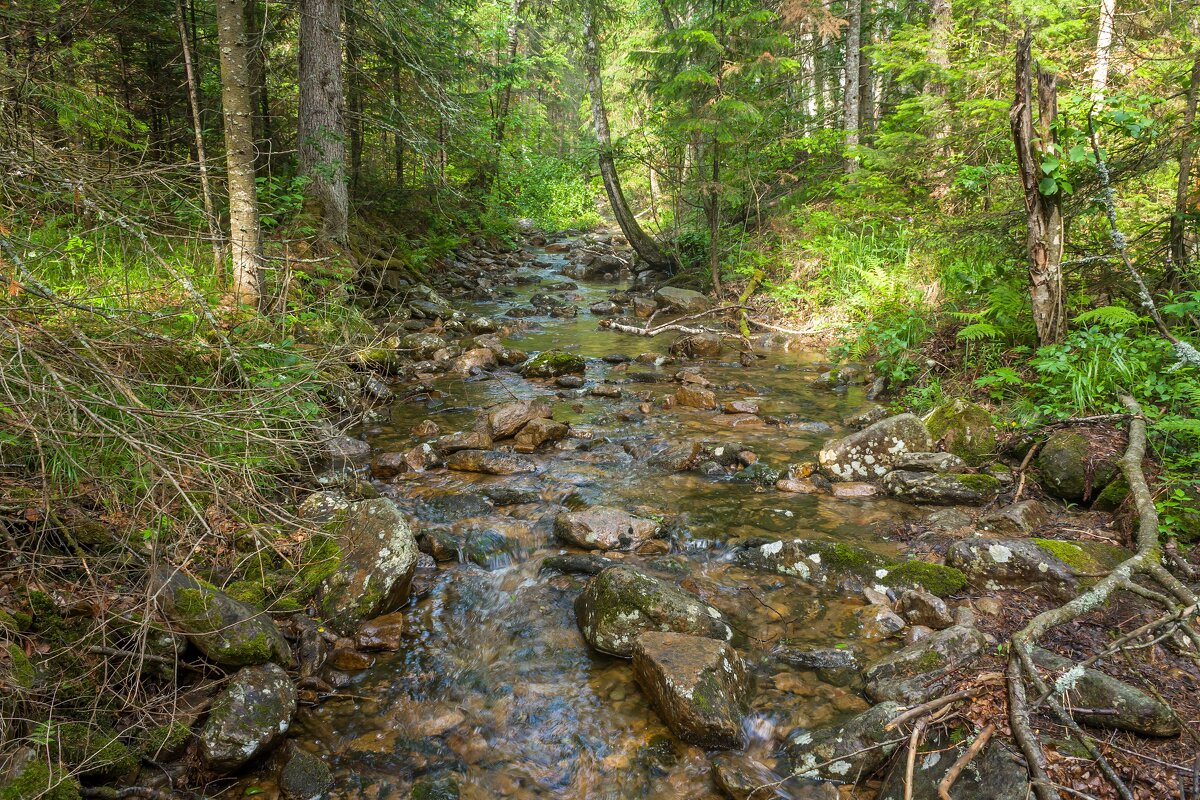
[735,538,888,588]
[1031,538,1131,575]
[199,663,296,772]
[881,561,967,597]
[5,643,35,688]
[140,721,192,762]
[0,761,81,800]
[784,701,902,782]
[574,566,732,657]
[1036,430,1120,503]
[863,623,991,703]
[155,568,290,668]
[946,537,1092,599]
[924,399,999,465]
[520,350,586,378]
[881,471,1001,505]
[279,744,333,800]
[50,722,137,780]
[1092,476,1130,512]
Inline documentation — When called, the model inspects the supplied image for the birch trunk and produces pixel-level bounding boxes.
[1090,0,1116,102]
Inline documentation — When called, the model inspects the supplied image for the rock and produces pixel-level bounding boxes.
[434,430,493,453]
[735,538,886,586]
[892,451,968,473]
[483,399,553,439]
[521,350,587,378]
[557,375,585,389]
[1036,430,1121,502]
[711,753,837,800]
[554,507,658,551]
[280,745,333,800]
[898,589,954,629]
[318,498,420,635]
[400,332,448,359]
[633,296,658,317]
[539,553,620,575]
[655,286,711,314]
[676,385,717,409]
[648,440,703,471]
[818,414,933,481]
[924,399,999,464]
[589,301,618,315]
[876,728,1028,800]
[297,490,351,522]
[513,418,569,451]
[723,400,759,415]
[370,451,409,479]
[154,568,290,667]
[945,537,1082,599]
[632,631,749,749]
[574,566,732,657]
[776,478,824,494]
[784,701,902,782]
[1031,647,1179,737]
[860,605,907,638]
[863,623,991,703]
[468,316,497,334]
[881,471,1001,505]
[200,663,296,771]
[451,347,498,374]
[591,384,623,399]
[355,611,405,651]
[830,482,878,498]
[843,405,889,429]
[979,500,1050,535]
[670,332,723,359]
[322,435,371,471]
[410,772,460,799]
[404,443,441,471]
[445,450,537,475]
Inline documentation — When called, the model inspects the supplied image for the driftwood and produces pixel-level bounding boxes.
[597,305,748,337]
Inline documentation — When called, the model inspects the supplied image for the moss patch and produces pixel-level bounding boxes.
[6,643,35,688]
[883,561,968,597]
[1093,477,1129,512]
[140,721,192,761]
[0,761,81,800]
[50,722,137,779]
[925,399,998,465]
[522,350,585,378]
[1033,538,1131,575]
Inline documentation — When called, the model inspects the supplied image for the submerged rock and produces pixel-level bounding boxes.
[881,470,1000,505]
[280,745,333,800]
[554,507,658,551]
[155,568,290,667]
[318,498,420,635]
[200,663,296,771]
[632,631,749,749]
[818,414,932,481]
[574,566,733,657]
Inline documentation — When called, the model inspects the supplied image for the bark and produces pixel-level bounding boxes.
[1010,33,1065,346]
[393,62,405,187]
[1090,0,1116,102]
[345,0,363,193]
[494,0,524,145]
[215,0,264,308]
[857,0,874,137]
[175,0,223,281]
[582,2,673,270]
[842,0,862,171]
[927,0,952,190]
[1170,46,1200,280]
[299,0,350,243]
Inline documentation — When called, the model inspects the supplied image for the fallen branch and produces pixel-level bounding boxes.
[598,305,748,337]
[938,723,995,800]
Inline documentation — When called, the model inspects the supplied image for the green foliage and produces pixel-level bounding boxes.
[489,151,601,231]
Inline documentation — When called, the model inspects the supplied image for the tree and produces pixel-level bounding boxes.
[216,0,265,308]
[299,0,349,243]
[1011,33,1065,346]
[581,1,673,271]
[842,0,862,171]
[1090,0,1116,102]
[1170,28,1200,281]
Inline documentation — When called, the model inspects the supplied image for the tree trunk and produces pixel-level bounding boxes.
[928,0,952,190]
[582,2,673,270]
[1090,0,1116,102]
[1011,33,1065,345]
[175,0,224,282]
[857,0,874,138]
[298,0,349,243]
[842,0,862,171]
[708,143,722,296]
[345,0,363,193]
[1169,48,1200,281]
[393,62,405,187]
[495,0,524,145]
[215,0,264,308]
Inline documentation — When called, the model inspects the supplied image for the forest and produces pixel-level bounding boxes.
[2,0,1200,797]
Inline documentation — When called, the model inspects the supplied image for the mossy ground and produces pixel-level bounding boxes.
[0,762,80,800]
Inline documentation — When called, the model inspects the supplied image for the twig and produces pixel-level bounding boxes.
[904,717,929,800]
[938,724,995,800]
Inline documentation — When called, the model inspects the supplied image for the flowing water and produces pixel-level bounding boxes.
[258,244,926,799]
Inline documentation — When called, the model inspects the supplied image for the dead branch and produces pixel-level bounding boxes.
[938,723,995,800]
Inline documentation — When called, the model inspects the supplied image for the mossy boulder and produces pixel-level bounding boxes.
[1036,430,1121,503]
[199,663,296,772]
[1030,538,1131,575]
[736,538,887,588]
[50,722,137,780]
[154,568,290,668]
[863,623,991,703]
[0,761,80,800]
[881,471,1001,505]
[632,631,749,749]
[924,399,999,465]
[1092,476,1130,512]
[818,414,933,481]
[574,566,732,657]
[520,350,586,378]
[880,560,967,598]
[945,537,1130,599]
[279,744,333,800]
[317,498,420,636]
[5,642,35,688]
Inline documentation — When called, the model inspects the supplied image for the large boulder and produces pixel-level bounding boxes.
[154,568,290,668]
[317,498,420,635]
[863,623,991,703]
[924,399,999,465]
[784,702,902,782]
[881,471,1001,505]
[574,566,733,657]
[655,286,711,314]
[632,631,749,749]
[482,399,552,439]
[818,414,933,481]
[554,507,658,551]
[945,537,1129,600]
[876,728,1028,800]
[200,663,296,771]
[1032,647,1179,737]
[1036,430,1121,502]
[521,350,586,378]
[670,332,723,359]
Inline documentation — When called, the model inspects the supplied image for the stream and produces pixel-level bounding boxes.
[268,241,927,799]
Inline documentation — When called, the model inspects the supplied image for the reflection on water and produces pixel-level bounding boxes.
[266,245,924,798]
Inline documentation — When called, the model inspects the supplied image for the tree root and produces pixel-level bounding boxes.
[938,723,995,800]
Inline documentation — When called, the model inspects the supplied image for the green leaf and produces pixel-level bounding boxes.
[1040,157,1059,174]
[1038,176,1058,195]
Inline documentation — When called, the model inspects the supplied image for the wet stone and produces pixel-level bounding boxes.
[445,449,537,475]
[200,663,296,772]
[554,506,659,551]
[892,451,967,473]
[513,417,569,451]
[279,745,333,800]
[591,384,623,399]
[483,399,553,439]
[898,589,954,629]
[676,385,717,409]
[723,399,759,415]
[355,611,405,651]
[711,752,838,800]
[433,430,493,453]
[881,470,1000,505]
[784,701,902,783]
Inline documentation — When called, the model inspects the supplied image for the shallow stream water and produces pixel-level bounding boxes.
[259,243,927,799]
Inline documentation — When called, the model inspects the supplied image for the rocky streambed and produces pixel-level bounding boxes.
[46,228,1177,800]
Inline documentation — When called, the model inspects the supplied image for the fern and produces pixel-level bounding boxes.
[1154,415,1200,440]
[957,322,1003,342]
[1073,305,1140,329]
